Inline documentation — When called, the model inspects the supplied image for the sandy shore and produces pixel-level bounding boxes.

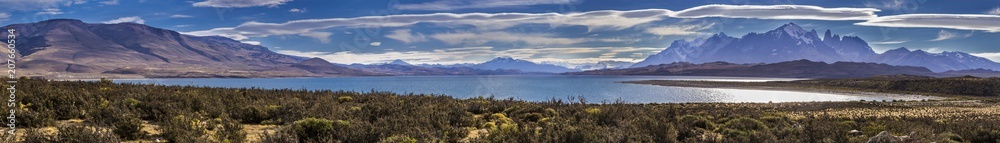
[624,80,945,101]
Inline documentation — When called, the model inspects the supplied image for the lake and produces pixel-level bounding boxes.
[116,75,906,103]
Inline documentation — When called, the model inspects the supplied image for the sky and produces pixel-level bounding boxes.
[0,0,999,67]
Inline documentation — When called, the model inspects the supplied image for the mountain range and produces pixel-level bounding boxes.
[631,22,1000,72]
[3,19,346,78]
[571,60,955,78]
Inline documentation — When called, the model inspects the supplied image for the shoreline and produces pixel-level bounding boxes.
[623,80,947,101]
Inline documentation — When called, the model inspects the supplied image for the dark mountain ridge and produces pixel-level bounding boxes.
[632,22,1000,72]
[4,19,366,78]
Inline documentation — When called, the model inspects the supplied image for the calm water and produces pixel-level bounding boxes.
[115,75,902,103]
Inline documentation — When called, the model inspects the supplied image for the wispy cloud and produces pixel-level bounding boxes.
[103,16,145,24]
[930,30,973,41]
[170,14,193,18]
[396,0,577,11]
[643,23,715,36]
[289,8,306,13]
[185,4,882,41]
[0,13,9,23]
[856,14,1000,32]
[192,0,292,8]
[988,7,1000,15]
[385,29,427,43]
[970,52,1000,62]
[64,0,86,6]
[99,0,119,5]
[670,5,880,20]
[35,8,63,15]
[430,31,587,46]
[276,46,661,65]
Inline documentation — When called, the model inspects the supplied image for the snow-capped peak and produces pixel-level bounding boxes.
[779,22,807,36]
[389,59,412,65]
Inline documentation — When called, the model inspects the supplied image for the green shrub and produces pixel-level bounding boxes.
[723,117,769,132]
[338,96,354,103]
[112,116,145,140]
[678,115,715,130]
[291,118,347,142]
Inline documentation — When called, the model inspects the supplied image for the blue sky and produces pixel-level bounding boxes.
[1,0,999,66]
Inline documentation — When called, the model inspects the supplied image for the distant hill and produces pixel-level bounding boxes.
[470,57,580,73]
[940,69,1000,77]
[348,61,533,76]
[291,58,382,76]
[2,19,371,78]
[570,60,938,78]
[632,22,1000,72]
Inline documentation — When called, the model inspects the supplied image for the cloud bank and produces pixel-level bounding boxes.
[185,4,888,41]
[276,46,660,64]
[856,14,1000,32]
[396,0,578,11]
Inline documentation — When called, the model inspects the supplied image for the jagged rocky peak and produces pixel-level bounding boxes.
[778,22,806,34]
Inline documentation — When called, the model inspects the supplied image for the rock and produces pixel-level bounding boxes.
[867,131,902,143]
[848,129,863,136]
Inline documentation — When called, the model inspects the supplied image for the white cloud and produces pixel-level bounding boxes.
[643,23,715,36]
[240,41,261,45]
[174,24,192,28]
[276,46,661,65]
[430,31,586,46]
[296,31,332,43]
[988,7,1000,15]
[856,14,1000,32]
[184,5,887,41]
[930,30,973,41]
[670,4,880,20]
[385,29,427,43]
[396,0,577,11]
[170,14,193,18]
[103,16,145,24]
[0,13,9,23]
[64,0,86,6]
[192,0,292,8]
[99,0,118,5]
[863,0,908,10]
[35,8,63,15]
[289,8,306,13]
[369,42,381,46]
[184,9,670,40]
[971,52,1000,62]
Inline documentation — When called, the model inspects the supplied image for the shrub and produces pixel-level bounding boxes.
[23,125,122,143]
[379,135,418,143]
[338,96,354,103]
[161,115,208,143]
[214,117,246,143]
[723,117,769,132]
[584,107,601,115]
[290,118,350,142]
[678,115,715,130]
[112,116,145,140]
